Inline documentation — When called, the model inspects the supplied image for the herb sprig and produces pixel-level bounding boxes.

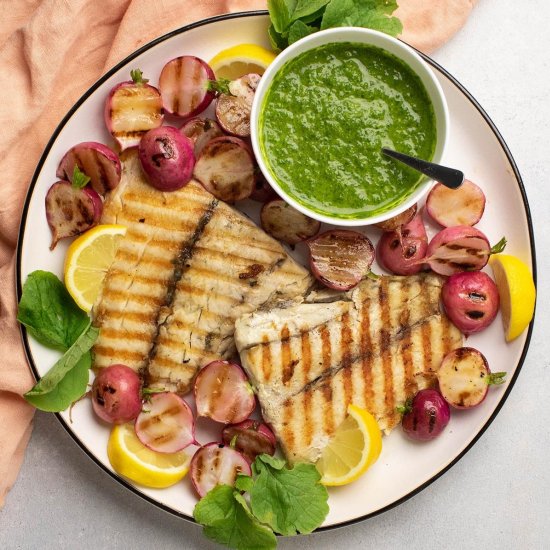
[268,0,403,50]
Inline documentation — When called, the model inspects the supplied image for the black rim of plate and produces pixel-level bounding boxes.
[16,10,537,533]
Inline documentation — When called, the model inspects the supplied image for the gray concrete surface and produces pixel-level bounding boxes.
[1,0,549,548]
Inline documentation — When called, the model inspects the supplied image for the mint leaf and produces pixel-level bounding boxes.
[71,165,91,189]
[292,0,330,20]
[268,23,287,51]
[24,352,91,412]
[24,323,99,412]
[235,473,254,493]
[194,485,277,550]
[288,20,318,45]
[18,271,89,351]
[321,0,403,36]
[249,454,329,536]
[268,0,296,33]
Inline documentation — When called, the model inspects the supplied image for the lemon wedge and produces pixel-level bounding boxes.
[64,224,126,311]
[209,43,277,80]
[316,404,382,486]
[107,423,190,488]
[489,254,536,341]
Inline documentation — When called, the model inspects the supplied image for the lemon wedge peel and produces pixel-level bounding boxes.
[316,404,382,487]
[489,254,536,342]
[209,43,277,80]
[64,224,126,312]
[107,423,190,489]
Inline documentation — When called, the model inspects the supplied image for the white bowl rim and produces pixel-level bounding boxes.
[251,26,450,227]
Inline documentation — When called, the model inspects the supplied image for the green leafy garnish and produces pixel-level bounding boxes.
[249,454,329,536]
[71,165,91,189]
[268,0,402,51]
[207,78,232,95]
[17,271,89,351]
[194,454,329,548]
[24,324,99,412]
[18,270,99,412]
[194,485,277,550]
[130,68,149,85]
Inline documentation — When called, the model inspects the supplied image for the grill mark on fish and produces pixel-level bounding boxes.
[340,311,354,407]
[301,332,313,448]
[282,398,295,453]
[98,327,152,342]
[123,192,210,212]
[281,325,294,385]
[360,290,375,411]
[142,199,218,383]
[261,335,272,382]
[192,246,284,268]
[379,278,395,419]
[320,325,334,434]
[99,288,165,308]
[93,346,145,362]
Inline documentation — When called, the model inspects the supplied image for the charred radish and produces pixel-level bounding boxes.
[250,173,278,202]
[215,73,260,137]
[441,271,500,334]
[159,56,215,118]
[180,117,224,157]
[134,392,196,453]
[138,126,195,191]
[377,214,428,275]
[194,361,256,424]
[57,142,121,195]
[194,136,255,202]
[437,347,506,408]
[424,226,506,276]
[45,181,102,249]
[399,389,450,441]
[190,443,251,497]
[373,204,417,232]
[260,199,320,245]
[307,230,375,291]
[104,69,164,151]
[91,364,142,424]
[222,419,276,463]
[426,180,486,227]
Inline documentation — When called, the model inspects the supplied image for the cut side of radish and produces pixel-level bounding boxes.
[134,392,196,453]
[437,347,506,409]
[159,56,215,118]
[190,443,251,497]
[426,180,486,227]
[260,199,320,245]
[194,361,256,424]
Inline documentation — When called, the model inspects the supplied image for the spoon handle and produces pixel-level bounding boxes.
[381,148,464,190]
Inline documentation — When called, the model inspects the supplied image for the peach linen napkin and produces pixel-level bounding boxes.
[0,0,477,506]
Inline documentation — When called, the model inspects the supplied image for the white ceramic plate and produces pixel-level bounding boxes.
[17,11,536,530]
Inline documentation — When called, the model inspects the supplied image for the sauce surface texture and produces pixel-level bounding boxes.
[259,42,437,220]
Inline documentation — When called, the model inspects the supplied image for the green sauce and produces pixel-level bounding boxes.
[259,42,437,220]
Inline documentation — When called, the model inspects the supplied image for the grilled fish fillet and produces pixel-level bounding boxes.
[92,150,312,392]
[235,273,463,464]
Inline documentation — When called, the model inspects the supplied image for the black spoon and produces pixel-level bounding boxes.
[381,147,464,190]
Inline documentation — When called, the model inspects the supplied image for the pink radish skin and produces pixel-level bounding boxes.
[307,230,375,291]
[424,225,492,276]
[91,364,142,424]
[180,117,224,157]
[190,443,251,498]
[194,361,256,424]
[260,199,320,245]
[215,74,260,137]
[159,56,215,118]
[134,392,196,453]
[104,78,164,151]
[426,180,486,227]
[45,181,102,250]
[437,347,506,408]
[222,419,276,463]
[194,136,255,202]
[57,142,121,195]
[377,214,428,275]
[138,126,195,191]
[400,389,450,441]
[374,204,417,232]
[442,271,500,334]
